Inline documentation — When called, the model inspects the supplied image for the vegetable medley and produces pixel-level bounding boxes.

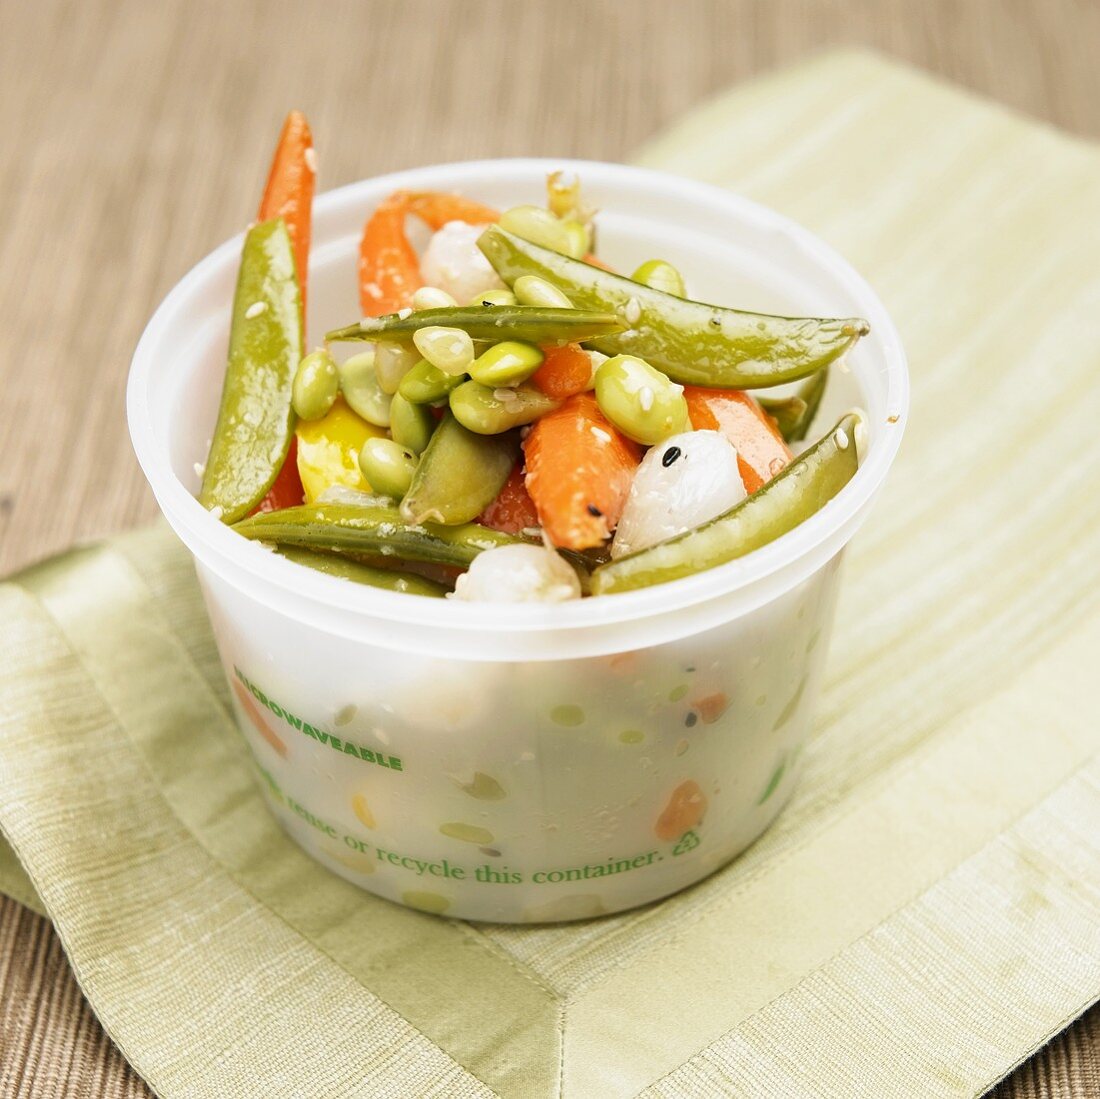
[198,113,869,601]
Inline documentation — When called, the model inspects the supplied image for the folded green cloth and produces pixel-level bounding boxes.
[3,51,1100,1098]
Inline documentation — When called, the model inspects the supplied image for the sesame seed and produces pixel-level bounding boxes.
[662,445,681,467]
[836,428,850,450]
[192,461,205,478]
[396,307,412,319]
[591,427,611,443]
[587,504,603,517]
[245,301,267,319]
[638,385,654,412]
[624,297,641,325]
[304,146,317,173]
[208,504,223,519]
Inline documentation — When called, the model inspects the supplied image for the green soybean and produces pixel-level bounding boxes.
[401,412,518,524]
[594,354,690,445]
[470,288,517,307]
[449,380,560,435]
[292,348,340,422]
[632,259,686,297]
[389,393,435,454]
[337,351,391,426]
[513,275,573,309]
[359,437,418,499]
[468,341,544,387]
[411,286,457,310]
[398,359,466,404]
[412,325,475,376]
[374,342,421,394]
[499,205,573,255]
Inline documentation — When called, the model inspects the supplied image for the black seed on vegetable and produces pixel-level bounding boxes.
[685,712,698,728]
[662,446,682,467]
[587,504,603,517]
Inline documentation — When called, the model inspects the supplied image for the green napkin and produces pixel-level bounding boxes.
[3,51,1100,1098]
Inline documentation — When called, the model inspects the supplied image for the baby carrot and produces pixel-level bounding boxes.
[406,192,499,229]
[523,393,641,550]
[531,343,593,399]
[478,462,539,534]
[684,387,792,493]
[359,191,423,316]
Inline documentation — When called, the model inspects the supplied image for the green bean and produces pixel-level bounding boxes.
[470,288,517,307]
[468,340,544,387]
[631,259,686,297]
[759,366,829,442]
[449,380,560,434]
[233,503,521,567]
[591,413,861,594]
[499,204,573,255]
[478,226,870,389]
[412,325,475,376]
[327,305,621,345]
[359,437,418,499]
[401,412,518,524]
[275,546,447,597]
[594,354,690,445]
[412,286,457,310]
[398,359,466,404]
[337,350,391,426]
[292,348,340,422]
[374,342,421,394]
[200,218,302,523]
[389,392,435,454]
[513,275,572,309]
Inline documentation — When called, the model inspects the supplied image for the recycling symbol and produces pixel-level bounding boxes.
[672,830,701,856]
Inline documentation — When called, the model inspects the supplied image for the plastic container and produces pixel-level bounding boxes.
[128,159,907,923]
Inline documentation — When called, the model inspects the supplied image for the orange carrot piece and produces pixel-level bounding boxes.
[532,343,593,399]
[406,192,499,230]
[685,387,793,494]
[523,393,641,550]
[256,112,312,513]
[478,462,539,534]
[258,110,315,313]
[359,190,422,316]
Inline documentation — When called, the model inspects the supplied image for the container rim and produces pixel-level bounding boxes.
[127,157,908,638]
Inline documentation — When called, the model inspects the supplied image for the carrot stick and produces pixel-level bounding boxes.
[477,462,539,534]
[258,110,315,314]
[531,343,593,399]
[406,192,499,229]
[358,190,422,317]
[255,111,312,513]
[523,393,641,549]
[684,387,792,493]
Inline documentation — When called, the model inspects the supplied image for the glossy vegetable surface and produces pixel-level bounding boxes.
[400,412,518,524]
[450,380,560,434]
[591,413,860,594]
[478,226,869,388]
[275,546,447,596]
[759,366,830,442]
[200,218,302,523]
[234,503,521,566]
[326,305,623,345]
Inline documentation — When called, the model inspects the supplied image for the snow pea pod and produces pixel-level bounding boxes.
[400,412,519,525]
[590,413,861,594]
[233,503,519,566]
[275,546,447,597]
[200,218,302,522]
[326,304,623,346]
[477,226,869,390]
[759,366,830,442]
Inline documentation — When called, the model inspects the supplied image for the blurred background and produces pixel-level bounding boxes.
[1,0,1098,577]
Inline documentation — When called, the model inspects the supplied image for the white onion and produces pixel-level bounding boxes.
[453,544,582,603]
[420,221,506,303]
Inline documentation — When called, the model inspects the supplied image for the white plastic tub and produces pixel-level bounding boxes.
[128,159,907,922]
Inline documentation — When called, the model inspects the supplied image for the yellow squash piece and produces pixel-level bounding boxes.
[295,396,385,502]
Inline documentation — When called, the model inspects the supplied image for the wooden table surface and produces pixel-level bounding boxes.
[2,1,1098,1095]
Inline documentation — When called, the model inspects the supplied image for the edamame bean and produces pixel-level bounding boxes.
[470,288,517,307]
[513,275,572,309]
[499,205,573,255]
[594,354,690,446]
[292,349,340,422]
[468,341,544,387]
[449,380,560,434]
[337,351,391,427]
[632,259,686,297]
[561,220,590,259]
[389,392,435,454]
[398,359,466,404]
[374,342,421,394]
[358,437,418,499]
[412,325,475,376]
[412,286,457,310]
